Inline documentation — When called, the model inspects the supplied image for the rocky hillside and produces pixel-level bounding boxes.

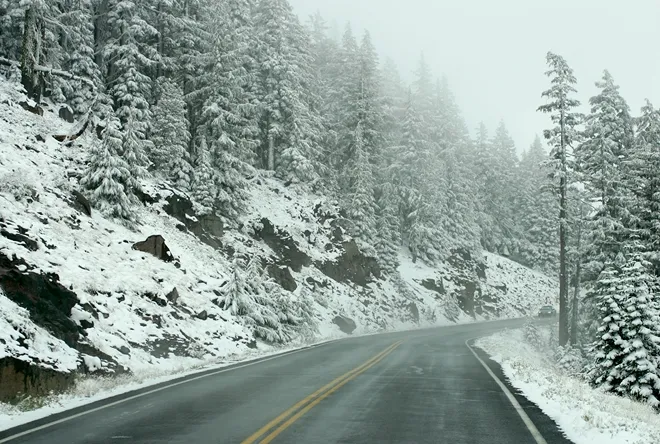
[0,80,557,403]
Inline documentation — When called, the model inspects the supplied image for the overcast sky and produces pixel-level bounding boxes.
[289,0,660,153]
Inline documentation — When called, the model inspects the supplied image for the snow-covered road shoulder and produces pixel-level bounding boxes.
[476,329,660,444]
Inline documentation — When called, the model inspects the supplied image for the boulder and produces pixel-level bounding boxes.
[196,310,208,320]
[132,235,174,263]
[166,288,179,304]
[332,315,357,334]
[72,190,92,217]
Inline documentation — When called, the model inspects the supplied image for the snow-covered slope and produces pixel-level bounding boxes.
[0,79,557,401]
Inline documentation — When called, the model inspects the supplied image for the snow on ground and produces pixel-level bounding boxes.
[482,252,558,316]
[477,328,660,444]
[0,77,558,425]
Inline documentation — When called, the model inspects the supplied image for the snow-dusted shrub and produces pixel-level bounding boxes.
[0,171,38,202]
[554,345,587,377]
[523,319,543,349]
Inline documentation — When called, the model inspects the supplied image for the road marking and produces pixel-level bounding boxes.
[465,339,548,444]
[241,341,402,444]
[0,341,341,444]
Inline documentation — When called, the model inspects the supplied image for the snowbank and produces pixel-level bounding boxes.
[476,329,660,444]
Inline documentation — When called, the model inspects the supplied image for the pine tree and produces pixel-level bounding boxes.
[80,116,137,222]
[577,70,635,280]
[374,183,401,273]
[519,135,558,273]
[191,137,217,214]
[633,100,660,264]
[53,0,100,117]
[538,51,582,346]
[151,78,193,190]
[344,122,376,244]
[221,258,252,316]
[253,0,322,183]
[105,0,157,171]
[590,253,660,408]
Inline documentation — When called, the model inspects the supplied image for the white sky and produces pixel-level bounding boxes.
[289,0,660,153]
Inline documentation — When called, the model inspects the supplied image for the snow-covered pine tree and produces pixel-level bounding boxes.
[577,70,635,281]
[590,252,660,407]
[374,182,401,274]
[221,258,252,316]
[518,135,558,273]
[105,0,157,172]
[150,78,193,190]
[80,115,137,222]
[253,0,322,184]
[357,31,383,162]
[51,0,100,118]
[485,120,520,254]
[344,121,376,244]
[633,100,660,265]
[195,0,257,222]
[191,137,217,214]
[0,0,25,61]
[433,77,480,252]
[538,51,582,346]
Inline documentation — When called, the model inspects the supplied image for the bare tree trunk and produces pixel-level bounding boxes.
[267,135,275,171]
[559,109,569,346]
[21,7,41,100]
[570,207,583,345]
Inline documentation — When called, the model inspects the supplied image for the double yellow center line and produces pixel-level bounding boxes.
[241,340,403,444]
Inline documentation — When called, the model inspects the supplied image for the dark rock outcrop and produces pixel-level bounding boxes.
[58,106,74,123]
[420,278,445,295]
[132,235,174,263]
[267,264,297,292]
[252,218,310,272]
[332,315,357,334]
[0,357,75,403]
[162,191,224,248]
[317,240,381,287]
[0,253,80,347]
[72,190,91,217]
[0,227,39,251]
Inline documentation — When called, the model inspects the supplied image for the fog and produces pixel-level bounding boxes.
[289,0,660,153]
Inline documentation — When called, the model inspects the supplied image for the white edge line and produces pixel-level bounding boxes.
[465,338,548,444]
[0,341,334,444]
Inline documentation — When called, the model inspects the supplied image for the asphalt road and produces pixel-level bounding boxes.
[0,318,574,444]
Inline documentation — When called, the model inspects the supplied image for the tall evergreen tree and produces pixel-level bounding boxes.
[151,78,193,190]
[576,70,635,280]
[633,100,660,265]
[538,51,582,346]
[191,137,217,214]
[81,116,138,222]
[253,0,322,183]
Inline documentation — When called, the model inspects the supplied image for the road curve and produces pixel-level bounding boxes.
[0,318,573,444]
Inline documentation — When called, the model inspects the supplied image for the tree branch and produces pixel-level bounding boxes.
[0,57,96,90]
